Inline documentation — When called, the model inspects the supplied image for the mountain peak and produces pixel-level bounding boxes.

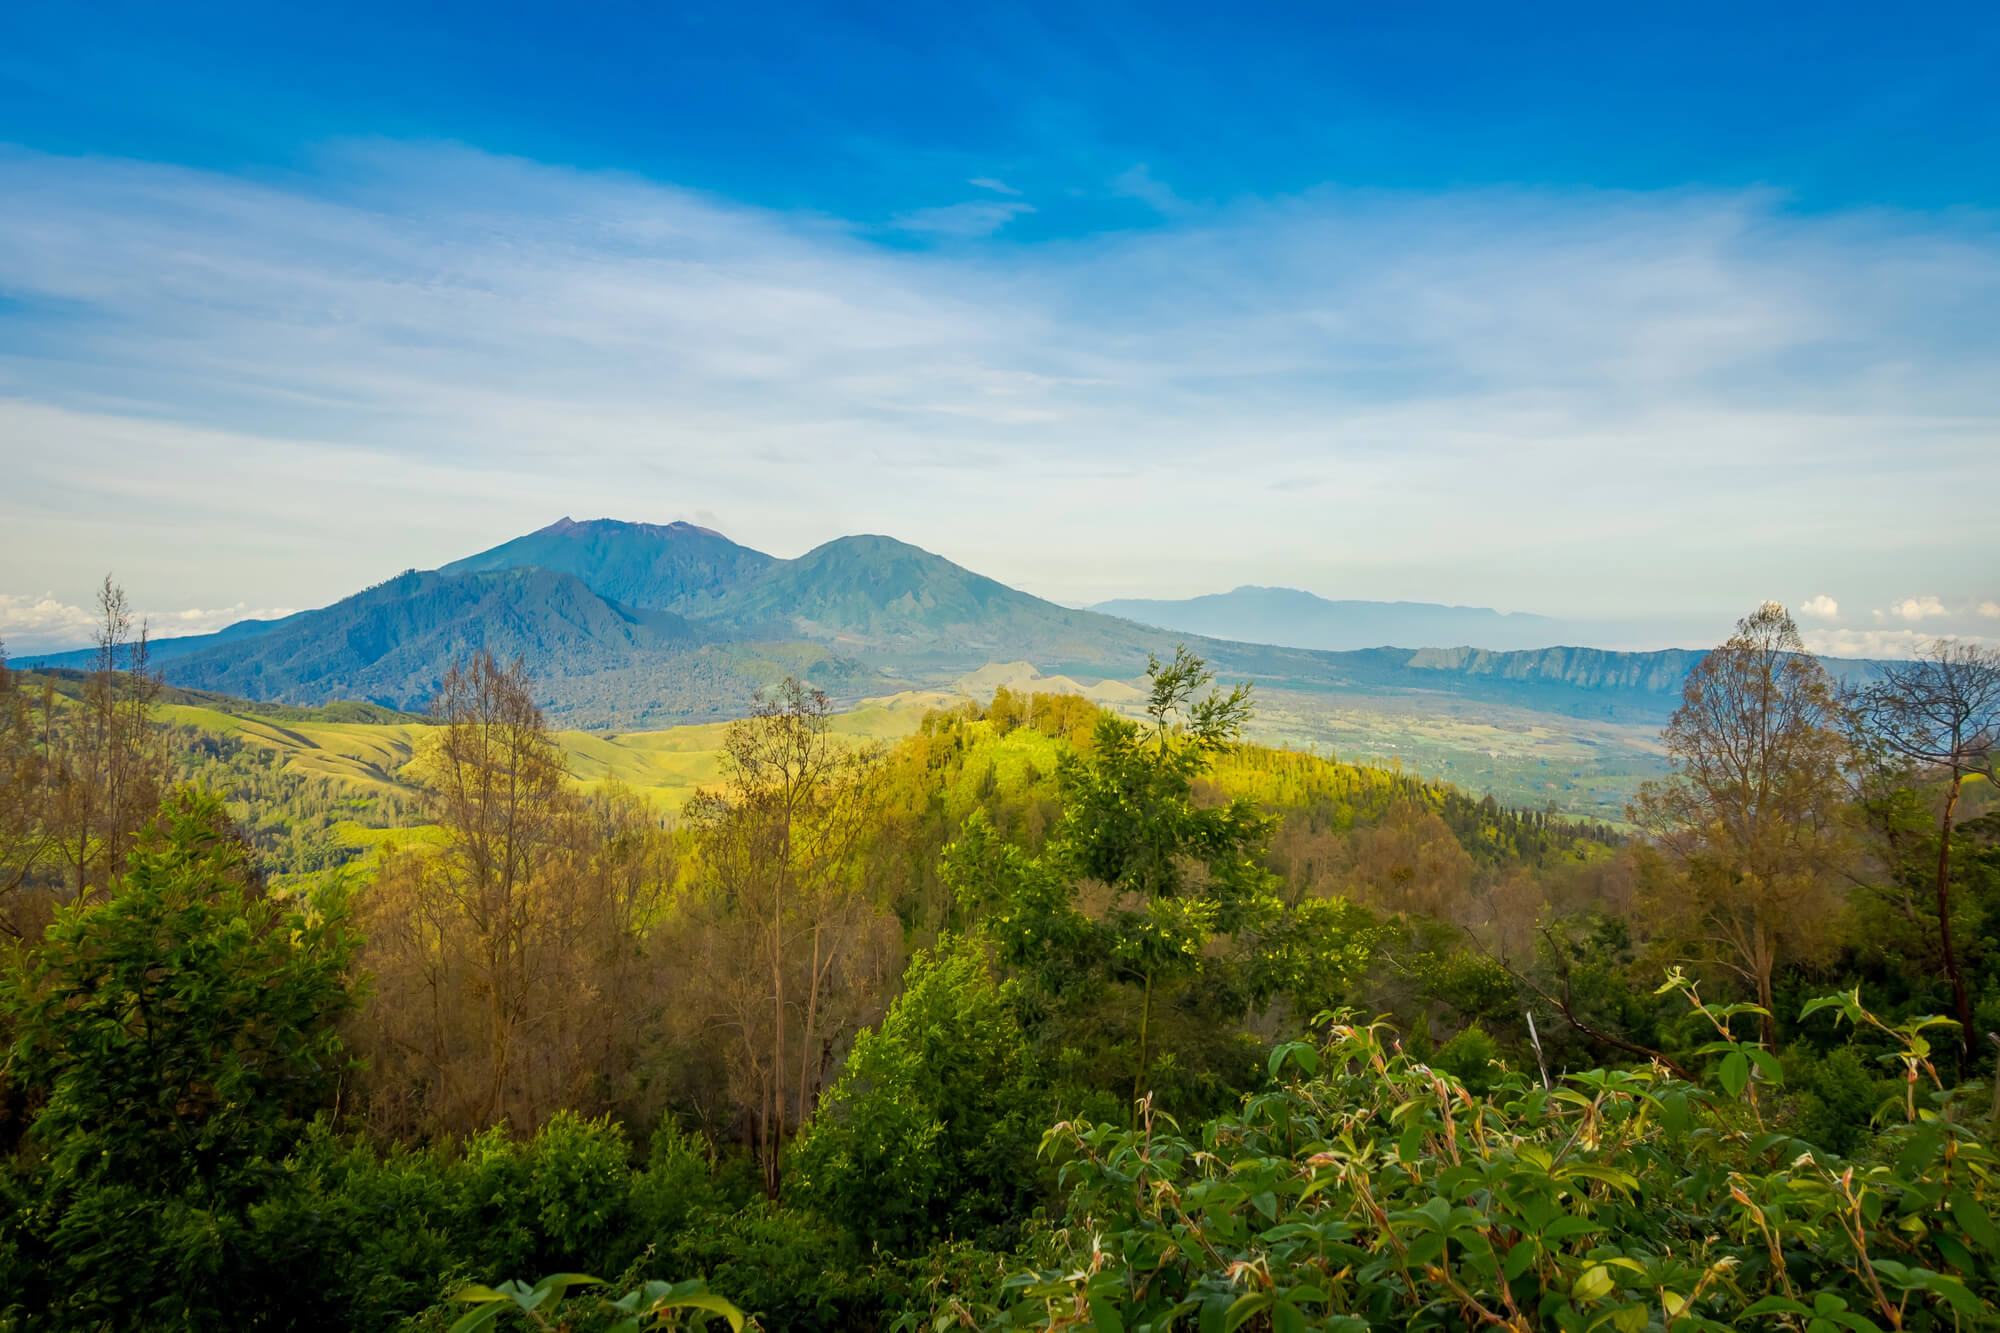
[442,516,774,613]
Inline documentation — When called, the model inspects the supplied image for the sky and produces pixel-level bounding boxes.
[1,0,1997,656]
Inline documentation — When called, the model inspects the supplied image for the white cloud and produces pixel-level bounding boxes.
[967,177,1021,196]
[1799,594,1839,617]
[0,594,295,655]
[1801,626,2000,659]
[1981,601,2000,618]
[891,199,1034,237]
[1883,595,1950,622]
[1110,163,1189,215]
[0,141,1996,617]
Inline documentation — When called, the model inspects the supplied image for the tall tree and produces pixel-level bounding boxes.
[357,652,674,1134]
[47,577,164,899]
[685,678,891,1197]
[1848,639,2000,1064]
[1630,602,1849,1047]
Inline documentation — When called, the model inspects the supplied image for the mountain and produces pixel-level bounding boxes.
[108,565,883,727]
[709,534,1164,669]
[33,517,1884,738]
[440,516,774,614]
[1089,586,1568,653]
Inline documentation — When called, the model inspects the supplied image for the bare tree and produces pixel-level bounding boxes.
[47,577,164,900]
[685,677,895,1196]
[1630,602,1849,1047]
[355,652,676,1135]
[1848,639,2000,1063]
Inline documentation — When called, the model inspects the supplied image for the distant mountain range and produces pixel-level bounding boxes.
[1090,586,1570,653]
[24,517,1881,730]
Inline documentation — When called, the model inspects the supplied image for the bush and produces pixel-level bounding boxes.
[1432,1021,1502,1095]
[791,935,1048,1251]
[984,981,1999,1332]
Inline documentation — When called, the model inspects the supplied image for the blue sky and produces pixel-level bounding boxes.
[2,1,1997,654]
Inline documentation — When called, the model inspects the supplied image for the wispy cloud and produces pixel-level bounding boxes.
[967,177,1021,196]
[1111,163,1189,215]
[0,142,1995,621]
[891,198,1035,237]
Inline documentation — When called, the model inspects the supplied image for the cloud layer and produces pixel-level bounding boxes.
[0,142,1995,641]
[0,594,297,654]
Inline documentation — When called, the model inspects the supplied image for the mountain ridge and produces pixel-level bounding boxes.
[20,519,1881,731]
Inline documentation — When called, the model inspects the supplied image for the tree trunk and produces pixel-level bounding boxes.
[1131,967,1154,1122]
[1752,916,1777,1050]
[797,920,821,1128]
[1935,775,1976,1064]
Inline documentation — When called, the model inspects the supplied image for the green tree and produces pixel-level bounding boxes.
[3,788,357,1325]
[946,648,1287,1116]
[791,935,1047,1250]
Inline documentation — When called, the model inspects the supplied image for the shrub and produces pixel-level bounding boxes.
[791,935,1048,1251]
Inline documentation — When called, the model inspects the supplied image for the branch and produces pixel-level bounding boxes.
[1467,926,1695,1082]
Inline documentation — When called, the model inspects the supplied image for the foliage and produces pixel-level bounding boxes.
[792,935,1049,1250]
[445,1273,744,1333]
[0,787,358,1327]
[983,980,1998,1333]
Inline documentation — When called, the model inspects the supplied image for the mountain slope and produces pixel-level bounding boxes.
[1090,586,1567,653]
[440,515,774,614]
[138,566,887,727]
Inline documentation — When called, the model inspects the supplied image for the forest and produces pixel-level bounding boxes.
[0,586,1996,1332]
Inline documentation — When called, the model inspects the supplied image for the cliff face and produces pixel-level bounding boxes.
[1403,646,1706,694]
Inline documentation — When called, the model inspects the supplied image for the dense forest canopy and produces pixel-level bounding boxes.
[0,589,1996,1331]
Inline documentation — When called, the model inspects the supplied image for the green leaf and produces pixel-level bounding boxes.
[1223,1292,1274,1332]
[1717,1051,1749,1100]
[446,1306,511,1333]
[1950,1191,1999,1255]
[1573,1265,1615,1302]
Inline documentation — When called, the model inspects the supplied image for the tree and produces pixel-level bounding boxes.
[357,652,675,1135]
[1054,647,1273,1110]
[46,576,165,900]
[0,642,55,932]
[684,678,894,1196]
[1629,602,1848,1047]
[1848,639,2000,1064]
[791,935,1047,1250]
[2,788,357,1324]
[948,648,1284,1116]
